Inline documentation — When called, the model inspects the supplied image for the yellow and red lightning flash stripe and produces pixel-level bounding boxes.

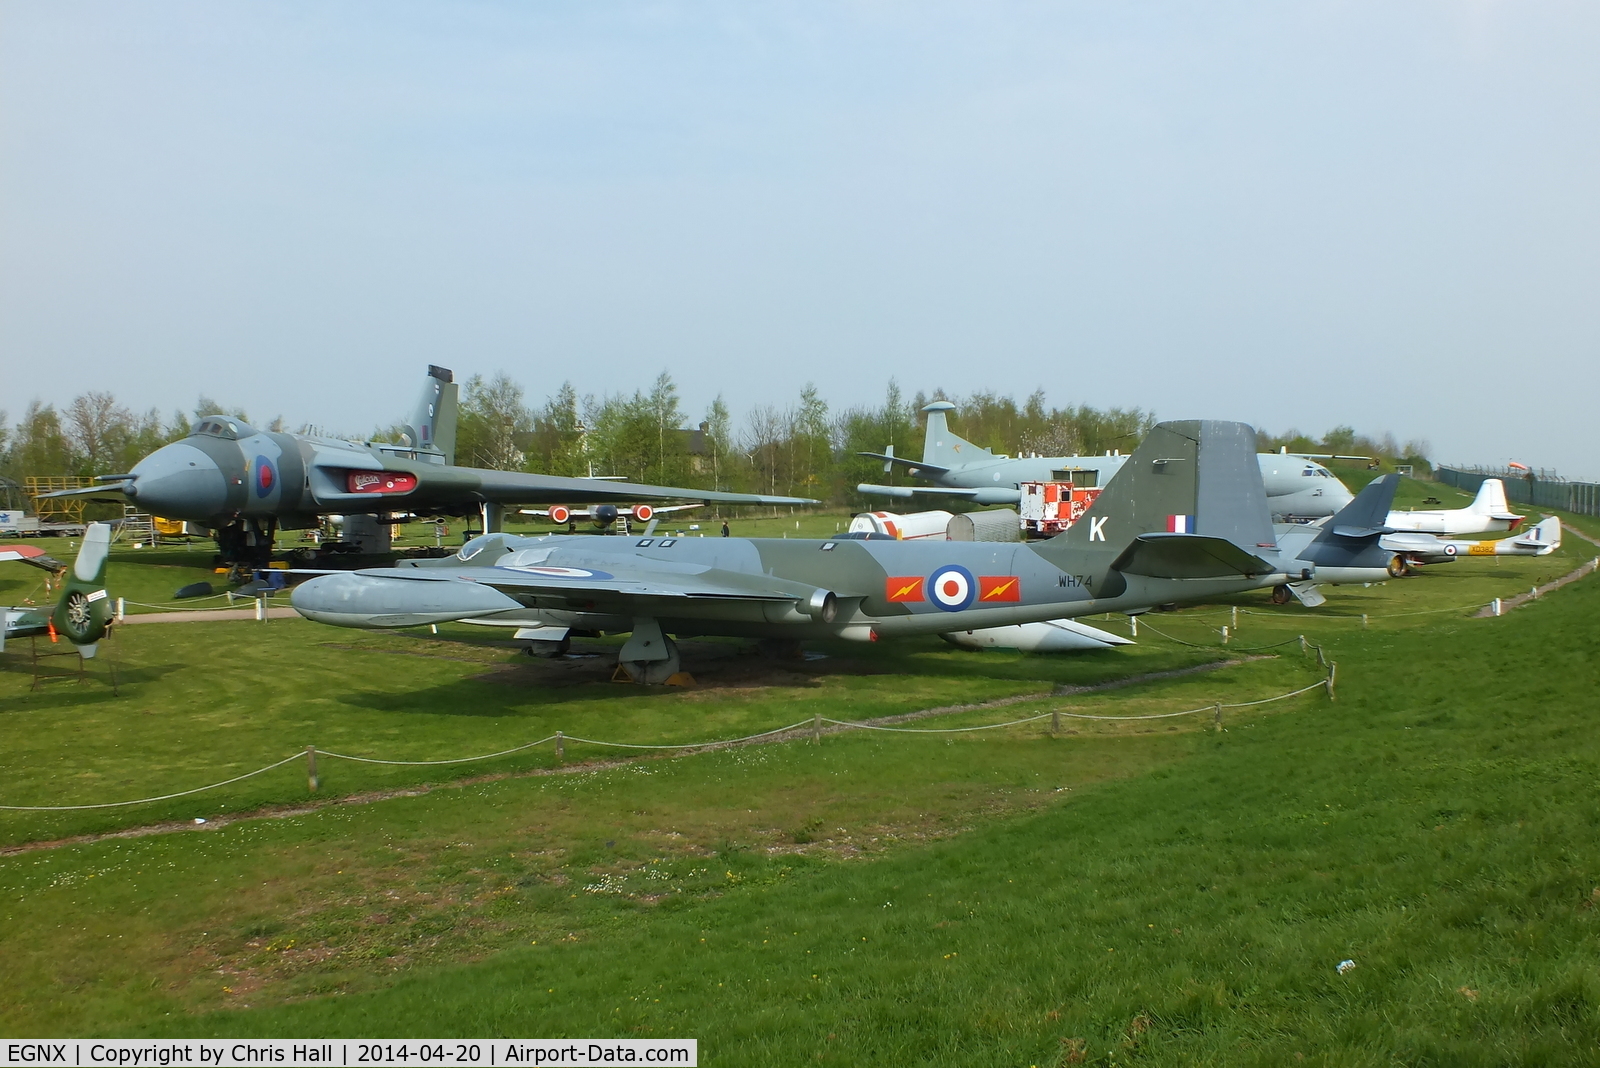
[978,575,1022,602]
[885,577,926,602]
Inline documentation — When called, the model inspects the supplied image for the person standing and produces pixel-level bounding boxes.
[721,520,730,537]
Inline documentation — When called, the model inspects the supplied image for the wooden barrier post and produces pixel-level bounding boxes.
[1326,662,1337,701]
[306,746,319,793]
[1213,703,1222,732]
[1231,605,1238,630]
[1221,626,1230,644]
[812,713,822,744]
[1361,614,1369,629]
[555,730,565,762]
[1130,615,1138,638]
[1299,634,1307,656]
[1051,711,1061,737]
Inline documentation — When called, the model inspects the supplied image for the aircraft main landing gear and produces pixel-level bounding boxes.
[616,618,682,684]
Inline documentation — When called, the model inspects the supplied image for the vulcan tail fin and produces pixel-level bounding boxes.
[1030,420,1276,576]
[920,402,997,468]
[51,521,113,658]
[404,366,459,465]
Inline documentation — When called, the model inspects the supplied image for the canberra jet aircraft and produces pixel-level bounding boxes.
[291,419,1398,682]
[45,367,815,562]
[858,401,1355,521]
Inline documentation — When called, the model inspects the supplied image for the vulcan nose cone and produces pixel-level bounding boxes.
[129,443,228,521]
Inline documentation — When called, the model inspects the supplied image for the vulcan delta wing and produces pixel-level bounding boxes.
[858,401,1355,521]
[293,419,1293,682]
[1,522,114,657]
[43,366,817,563]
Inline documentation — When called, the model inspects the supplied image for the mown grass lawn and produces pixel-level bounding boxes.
[2,506,1597,1061]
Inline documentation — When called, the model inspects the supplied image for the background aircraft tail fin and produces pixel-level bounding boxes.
[51,521,113,658]
[1031,420,1274,570]
[1328,474,1399,538]
[920,402,996,467]
[403,366,459,465]
[1470,478,1520,519]
[1512,515,1562,552]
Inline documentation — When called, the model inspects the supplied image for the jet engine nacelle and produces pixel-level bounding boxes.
[760,586,839,624]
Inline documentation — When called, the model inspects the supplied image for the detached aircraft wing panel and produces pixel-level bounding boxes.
[0,545,66,572]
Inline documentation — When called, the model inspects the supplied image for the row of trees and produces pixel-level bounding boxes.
[0,376,1431,509]
[0,395,273,492]
[450,372,1431,504]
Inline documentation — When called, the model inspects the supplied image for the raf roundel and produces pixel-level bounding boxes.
[254,456,276,498]
[927,564,977,612]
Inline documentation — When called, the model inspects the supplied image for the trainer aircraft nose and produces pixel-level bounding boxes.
[127,442,229,521]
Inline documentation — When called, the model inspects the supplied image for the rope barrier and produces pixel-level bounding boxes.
[1238,601,1491,620]
[829,678,1331,727]
[0,679,1332,811]
[560,719,816,750]
[1132,618,1306,652]
[823,712,1055,734]
[123,596,267,612]
[315,736,561,766]
[0,753,305,812]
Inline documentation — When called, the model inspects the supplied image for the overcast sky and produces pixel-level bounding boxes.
[3,2,1596,475]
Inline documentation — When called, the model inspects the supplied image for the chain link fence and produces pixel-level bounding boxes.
[1437,466,1600,519]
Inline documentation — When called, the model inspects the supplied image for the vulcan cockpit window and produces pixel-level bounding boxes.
[193,419,249,440]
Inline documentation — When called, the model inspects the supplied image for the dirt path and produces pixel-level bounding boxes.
[1473,544,1599,618]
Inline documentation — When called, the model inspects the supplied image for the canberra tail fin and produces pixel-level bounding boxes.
[52,521,113,658]
[1329,474,1399,538]
[1031,420,1275,574]
[920,402,996,468]
[405,366,459,465]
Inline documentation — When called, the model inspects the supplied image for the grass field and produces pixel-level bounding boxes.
[2,495,1598,1061]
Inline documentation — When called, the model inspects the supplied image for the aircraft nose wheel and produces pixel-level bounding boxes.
[619,635,681,685]
[1270,584,1293,605]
